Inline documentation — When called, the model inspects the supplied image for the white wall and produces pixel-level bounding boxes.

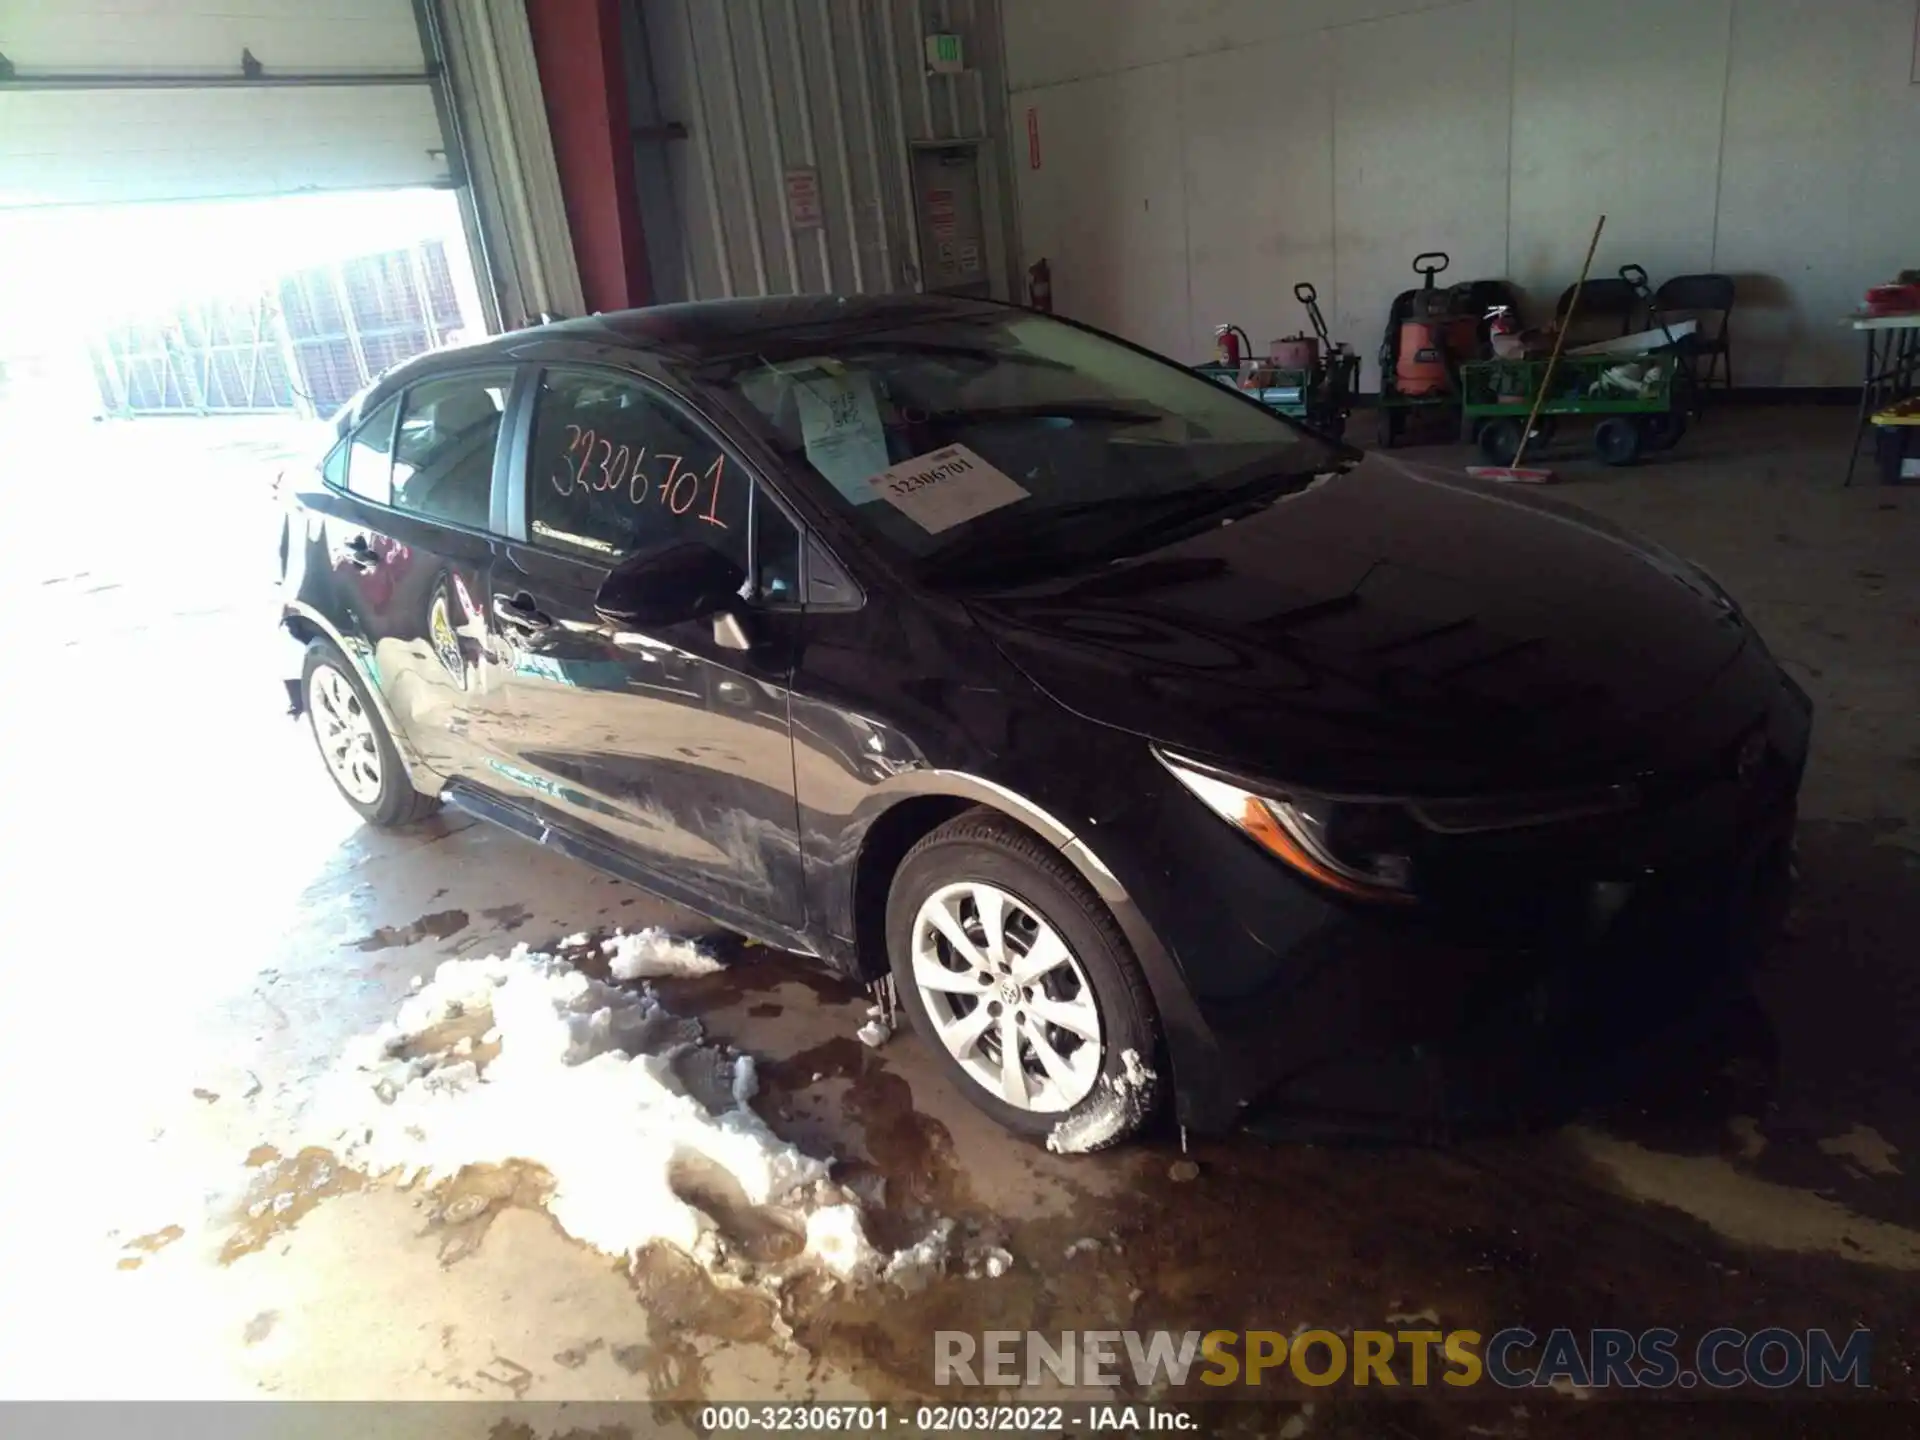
[1007,0,1920,386]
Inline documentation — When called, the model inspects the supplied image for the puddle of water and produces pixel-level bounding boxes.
[427,1161,555,1265]
[242,1310,279,1345]
[1818,1124,1904,1178]
[481,903,534,933]
[220,1147,365,1264]
[117,1224,185,1271]
[353,909,471,952]
[624,1244,782,1403]
[667,1153,805,1267]
[1573,1127,1920,1268]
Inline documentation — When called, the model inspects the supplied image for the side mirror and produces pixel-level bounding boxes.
[593,541,747,628]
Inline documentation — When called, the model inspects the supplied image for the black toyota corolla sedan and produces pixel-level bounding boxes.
[277,293,1809,1149]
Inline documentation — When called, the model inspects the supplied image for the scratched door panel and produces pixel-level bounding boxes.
[469,365,807,927]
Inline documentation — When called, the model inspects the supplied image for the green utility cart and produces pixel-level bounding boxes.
[1194,351,1361,441]
[1194,282,1361,442]
[1460,352,1689,467]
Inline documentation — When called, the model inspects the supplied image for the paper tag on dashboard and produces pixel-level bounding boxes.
[794,369,890,504]
[870,444,1029,533]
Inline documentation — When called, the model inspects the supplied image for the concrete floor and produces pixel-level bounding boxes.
[2,407,1916,1434]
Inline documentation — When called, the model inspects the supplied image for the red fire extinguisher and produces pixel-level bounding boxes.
[1027,257,1052,313]
[1215,323,1251,368]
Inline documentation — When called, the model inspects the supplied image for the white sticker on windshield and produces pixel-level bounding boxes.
[871,444,1030,533]
[794,369,891,504]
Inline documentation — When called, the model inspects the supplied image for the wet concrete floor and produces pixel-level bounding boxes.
[1,411,1916,1435]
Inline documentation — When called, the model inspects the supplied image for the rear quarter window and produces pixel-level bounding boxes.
[344,397,399,506]
[321,440,349,489]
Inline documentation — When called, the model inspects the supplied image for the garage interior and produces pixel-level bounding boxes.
[2,0,1917,1431]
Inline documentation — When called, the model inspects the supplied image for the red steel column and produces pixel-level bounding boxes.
[524,0,651,314]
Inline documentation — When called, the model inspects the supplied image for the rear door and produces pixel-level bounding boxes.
[320,367,514,779]
[469,364,808,930]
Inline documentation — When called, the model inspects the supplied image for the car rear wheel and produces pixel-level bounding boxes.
[301,640,438,828]
[885,808,1163,1149]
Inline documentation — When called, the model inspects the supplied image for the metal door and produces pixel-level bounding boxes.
[910,143,991,298]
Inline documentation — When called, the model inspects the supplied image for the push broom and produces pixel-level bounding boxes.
[1468,213,1607,484]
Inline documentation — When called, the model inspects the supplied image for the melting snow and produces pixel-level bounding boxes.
[1045,1049,1155,1155]
[964,1242,1013,1280]
[602,926,725,980]
[303,941,955,1288]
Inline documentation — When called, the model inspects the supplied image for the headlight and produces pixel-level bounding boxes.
[1157,751,1415,904]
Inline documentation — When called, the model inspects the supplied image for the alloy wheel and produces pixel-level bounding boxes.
[909,881,1103,1112]
[309,663,384,805]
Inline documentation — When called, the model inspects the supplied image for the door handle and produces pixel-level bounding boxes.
[493,592,554,634]
[344,536,379,573]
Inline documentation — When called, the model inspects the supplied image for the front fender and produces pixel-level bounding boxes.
[847,767,1235,1134]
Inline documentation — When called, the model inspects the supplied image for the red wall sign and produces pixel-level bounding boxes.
[1026,106,1041,170]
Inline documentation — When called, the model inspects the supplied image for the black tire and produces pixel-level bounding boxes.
[300,639,439,827]
[1376,404,1403,449]
[1478,417,1525,467]
[885,808,1163,1149]
[1641,409,1688,452]
[1594,416,1644,467]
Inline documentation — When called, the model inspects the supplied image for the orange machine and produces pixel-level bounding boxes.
[1394,253,1478,397]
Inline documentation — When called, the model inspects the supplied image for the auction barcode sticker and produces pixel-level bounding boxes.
[870,444,1029,533]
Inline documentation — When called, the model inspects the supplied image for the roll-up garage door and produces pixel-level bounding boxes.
[0,1,449,207]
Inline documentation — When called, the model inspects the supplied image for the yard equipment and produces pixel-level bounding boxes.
[1194,283,1361,440]
[1375,253,1520,447]
[1466,214,1604,481]
[1610,263,1696,449]
[1463,218,1693,477]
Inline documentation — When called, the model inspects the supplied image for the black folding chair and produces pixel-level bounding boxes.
[1555,276,1642,342]
[1654,273,1736,392]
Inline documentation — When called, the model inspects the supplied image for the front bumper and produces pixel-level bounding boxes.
[1236,801,1797,1139]
[1091,669,1813,1137]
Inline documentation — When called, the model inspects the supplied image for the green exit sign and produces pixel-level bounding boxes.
[925,33,965,73]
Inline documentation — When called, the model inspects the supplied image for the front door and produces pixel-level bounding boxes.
[471,365,807,931]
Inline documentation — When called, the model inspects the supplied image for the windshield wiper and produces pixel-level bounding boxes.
[1101,465,1324,537]
[919,402,1164,426]
[935,467,1322,586]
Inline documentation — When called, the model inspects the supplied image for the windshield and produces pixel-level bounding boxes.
[709,309,1340,584]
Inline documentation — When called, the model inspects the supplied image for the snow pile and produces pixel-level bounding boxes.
[1046,1049,1156,1155]
[305,942,952,1287]
[601,927,725,980]
[963,1241,1013,1279]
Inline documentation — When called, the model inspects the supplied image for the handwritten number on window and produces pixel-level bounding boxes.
[670,457,704,515]
[552,422,729,531]
[552,424,589,496]
[627,447,652,506]
[699,456,727,526]
[653,454,684,509]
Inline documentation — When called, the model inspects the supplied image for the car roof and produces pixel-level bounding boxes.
[522,292,1009,357]
[337,292,1012,433]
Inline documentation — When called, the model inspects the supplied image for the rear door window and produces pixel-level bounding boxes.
[391,370,513,530]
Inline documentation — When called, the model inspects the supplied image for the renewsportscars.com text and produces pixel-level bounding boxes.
[934,1327,1872,1391]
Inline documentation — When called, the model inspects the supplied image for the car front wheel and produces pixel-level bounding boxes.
[886,808,1163,1150]
[301,639,438,827]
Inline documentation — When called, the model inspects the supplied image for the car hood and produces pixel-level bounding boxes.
[962,453,1758,796]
